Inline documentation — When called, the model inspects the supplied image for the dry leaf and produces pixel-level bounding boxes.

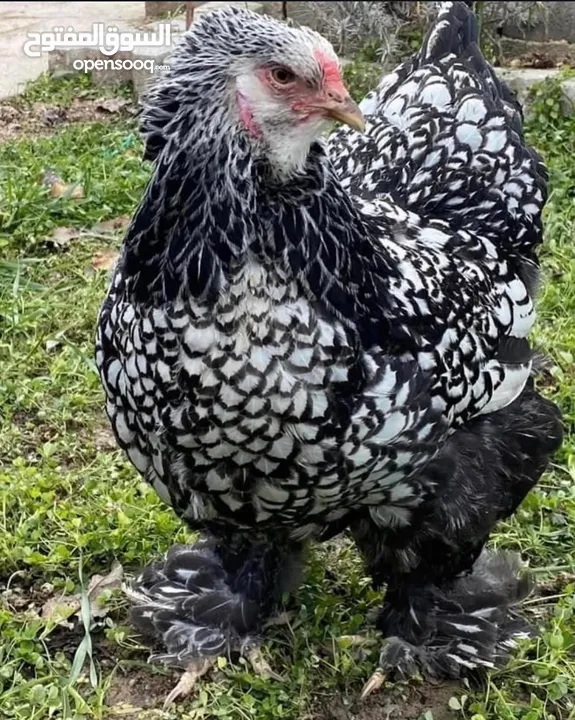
[43,170,84,200]
[40,595,79,629]
[92,249,120,272]
[91,216,131,234]
[96,98,129,114]
[85,561,124,618]
[50,182,84,200]
[40,562,124,627]
[49,226,80,248]
[39,104,67,126]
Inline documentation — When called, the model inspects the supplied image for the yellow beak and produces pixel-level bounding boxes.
[324,96,366,133]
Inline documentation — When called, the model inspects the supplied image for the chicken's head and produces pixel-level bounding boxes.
[230,17,365,170]
[155,7,365,175]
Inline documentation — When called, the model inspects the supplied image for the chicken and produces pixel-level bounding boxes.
[95,0,563,702]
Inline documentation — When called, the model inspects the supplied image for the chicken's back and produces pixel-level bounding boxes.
[327,0,547,425]
[329,1,546,254]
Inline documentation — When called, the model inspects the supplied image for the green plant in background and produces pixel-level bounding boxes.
[474,1,486,42]
[342,61,382,102]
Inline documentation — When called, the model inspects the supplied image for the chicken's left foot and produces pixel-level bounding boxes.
[360,636,418,699]
[163,657,213,708]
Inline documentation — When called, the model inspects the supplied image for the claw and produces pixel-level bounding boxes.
[360,668,386,699]
[247,648,284,682]
[163,657,213,708]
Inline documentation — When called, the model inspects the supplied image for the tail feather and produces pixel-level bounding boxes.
[427,2,524,123]
[421,2,479,63]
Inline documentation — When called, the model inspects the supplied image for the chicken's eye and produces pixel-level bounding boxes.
[270,67,296,85]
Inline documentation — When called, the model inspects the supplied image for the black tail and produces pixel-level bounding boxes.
[421,1,479,63]
[421,1,523,119]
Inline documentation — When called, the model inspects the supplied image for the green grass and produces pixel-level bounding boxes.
[8,72,133,110]
[0,71,574,720]
[0,123,146,254]
[0,72,143,255]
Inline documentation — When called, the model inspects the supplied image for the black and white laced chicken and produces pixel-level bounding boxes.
[96,0,563,703]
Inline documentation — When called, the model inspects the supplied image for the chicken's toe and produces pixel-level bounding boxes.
[360,668,386,699]
[163,658,213,708]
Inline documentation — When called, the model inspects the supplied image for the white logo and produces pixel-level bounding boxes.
[24,23,172,58]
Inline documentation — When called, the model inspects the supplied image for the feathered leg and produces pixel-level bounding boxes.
[351,384,562,696]
[126,531,303,705]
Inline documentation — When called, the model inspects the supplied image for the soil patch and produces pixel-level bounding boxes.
[0,98,137,142]
[105,666,179,717]
[314,682,460,720]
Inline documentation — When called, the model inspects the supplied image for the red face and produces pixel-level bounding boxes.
[255,51,365,131]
